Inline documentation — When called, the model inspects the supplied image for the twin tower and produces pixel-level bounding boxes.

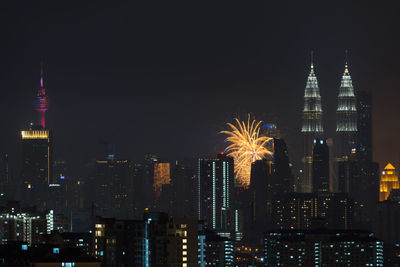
[301,58,357,192]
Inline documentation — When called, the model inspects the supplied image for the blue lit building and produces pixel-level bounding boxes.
[198,153,234,232]
[264,229,383,266]
[198,230,234,267]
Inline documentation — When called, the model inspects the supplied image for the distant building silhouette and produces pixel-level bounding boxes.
[312,139,329,192]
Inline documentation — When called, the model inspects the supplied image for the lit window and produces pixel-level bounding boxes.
[182,245,187,250]
[182,251,187,255]
[182,239,187,244]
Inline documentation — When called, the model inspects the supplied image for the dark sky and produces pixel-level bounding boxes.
[1,1,400,176]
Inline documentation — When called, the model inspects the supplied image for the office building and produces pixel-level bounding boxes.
[312,139,329,192]
[93,156,134,219]
[336,62,357,160]
[21,127,53,211]
[301,57,324,193]
[245,138,293,238]
[169,162,196,218]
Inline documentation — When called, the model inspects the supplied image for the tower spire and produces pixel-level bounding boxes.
[35,61,49,129]
[344,50,350,76]
[310,50,315,76]
[40,60,44,88]
[311,50,314,65]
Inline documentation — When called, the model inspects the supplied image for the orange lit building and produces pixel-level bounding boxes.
[379,163,400,201]
[153,163,170,198]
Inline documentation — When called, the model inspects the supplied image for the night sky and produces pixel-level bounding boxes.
[1,1,400,177]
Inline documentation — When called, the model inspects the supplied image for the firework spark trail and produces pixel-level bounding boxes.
[221,115,273,187]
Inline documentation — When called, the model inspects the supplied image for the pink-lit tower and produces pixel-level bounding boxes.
[35,62,49,129]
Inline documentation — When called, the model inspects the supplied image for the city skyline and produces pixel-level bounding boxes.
[1,2,400,177]
[2,2,400,266]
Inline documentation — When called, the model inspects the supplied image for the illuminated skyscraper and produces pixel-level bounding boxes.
[379,163,400,201]
[21,63,52,211]
[153,162,170,198]
[21,129,52,210]
[336,62,357,160]
[198,153,234,231]
[301,56,323,192]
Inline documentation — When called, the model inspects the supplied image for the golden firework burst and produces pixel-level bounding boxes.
[221,115,273,187]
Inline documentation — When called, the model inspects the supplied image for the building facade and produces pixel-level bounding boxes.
[93,213,198,267]
[264,229,384,267]
[271,192,353,230]
[198,153,234,232]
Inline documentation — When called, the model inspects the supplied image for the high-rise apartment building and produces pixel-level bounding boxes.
[0,201,54,245]
[271,192,353,230]
[264,229,384,267]
[93,213,198,267]
[198,230,234,267]
[198,153,234,231]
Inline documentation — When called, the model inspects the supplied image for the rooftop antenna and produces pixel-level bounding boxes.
[311,50,314,65]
